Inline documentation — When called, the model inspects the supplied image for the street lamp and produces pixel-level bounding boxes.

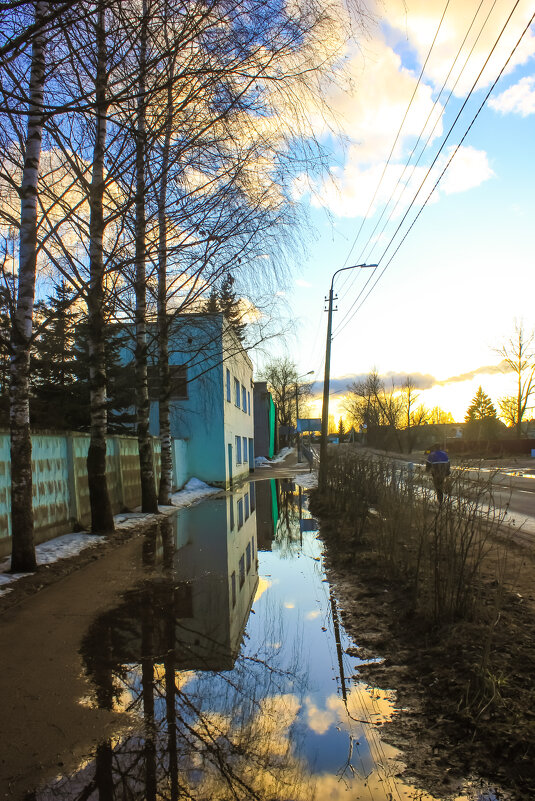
[295,370,314,462]
[319,264,377,490]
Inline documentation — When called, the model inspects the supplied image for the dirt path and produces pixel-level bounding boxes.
[0,530,158,799]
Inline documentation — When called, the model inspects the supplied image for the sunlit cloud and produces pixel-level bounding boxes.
[380,0,535,97]
[305,610,321,620]
[322,362,513,397]
[439,146,494,194]
[489,74,535,116]
[436,360,512,384]
[299,144,492,219]
[284,601,296,609]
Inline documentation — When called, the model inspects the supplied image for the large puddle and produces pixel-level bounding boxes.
[30,478,502,800]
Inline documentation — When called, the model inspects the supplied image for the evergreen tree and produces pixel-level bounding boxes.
[337,417,346,441]
[465,386,500,440]
[32,282,79,429]
[71,319,136,435]
[203,288,219,314]
[219,272,246,342]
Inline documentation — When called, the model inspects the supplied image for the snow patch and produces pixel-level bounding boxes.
[170,477,220,508]
[294,472,318,490]
[270,447,294,463]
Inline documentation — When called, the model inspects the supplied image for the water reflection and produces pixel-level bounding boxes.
[31,480,499,801]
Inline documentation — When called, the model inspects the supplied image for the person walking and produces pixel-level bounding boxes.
[425,443,451,504]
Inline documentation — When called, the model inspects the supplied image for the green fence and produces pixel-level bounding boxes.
[0,432,164,559]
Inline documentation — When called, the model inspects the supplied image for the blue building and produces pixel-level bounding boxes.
[145,313,254,489]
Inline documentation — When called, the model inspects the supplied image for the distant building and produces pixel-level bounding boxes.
[253,381,277,459]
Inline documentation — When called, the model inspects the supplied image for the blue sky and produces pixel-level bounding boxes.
[255,0,535,423]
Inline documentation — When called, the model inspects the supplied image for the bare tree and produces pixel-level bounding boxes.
[86,1,115,533]
[496,322,535,437]
[258,357,299,447]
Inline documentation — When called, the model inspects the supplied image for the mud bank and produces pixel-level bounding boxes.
[312,504,535,801]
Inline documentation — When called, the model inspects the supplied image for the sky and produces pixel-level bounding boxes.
[254,0,535,424]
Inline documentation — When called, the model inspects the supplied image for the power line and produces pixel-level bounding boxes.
[333,0,528,340]
[336,0,452,296]
[333,0,501,337]
[334,3,534,339]
[352,0,496,271]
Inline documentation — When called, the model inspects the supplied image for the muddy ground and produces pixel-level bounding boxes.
[312,503,535,801]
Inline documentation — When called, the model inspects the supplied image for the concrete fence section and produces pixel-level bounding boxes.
[0,432,173,559]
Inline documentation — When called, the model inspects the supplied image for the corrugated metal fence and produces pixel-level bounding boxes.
[0,432,178,558]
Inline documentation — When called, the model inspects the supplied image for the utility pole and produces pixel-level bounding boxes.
[318,264,377,491]
[296,370,313,463]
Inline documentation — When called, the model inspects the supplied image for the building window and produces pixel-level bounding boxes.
[243,436,247,465]
[226,368,231,402]
[237,498,244,529]
[234,377,240,407]
[247,391,251,415]
[239,555,245,587]
[246,542,251,573]
[231,571,236,607]
[229,497,234,530]
[242,385,247,411]
[251,536,255,559]
[249,481,255,512]
[236,436,241,464]
[244,492,249,520]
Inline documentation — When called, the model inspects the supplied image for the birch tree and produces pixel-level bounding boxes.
[9,1,48,571]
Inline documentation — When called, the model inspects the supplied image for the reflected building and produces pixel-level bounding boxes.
[254,478,280,551]
[82,484,259,682]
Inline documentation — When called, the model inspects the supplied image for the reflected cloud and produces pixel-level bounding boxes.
[306,610,321,620]
[255,576,273,602]
[305,684,397,737]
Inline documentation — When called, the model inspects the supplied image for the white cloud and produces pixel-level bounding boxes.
[438,145,494,194]
[379,0,535,97]
[295,278,312,287]
[304,144,492,218]
[489,74,535,115]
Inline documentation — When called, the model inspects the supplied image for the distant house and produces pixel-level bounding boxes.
[120,313,254,489]
[253,381,277,459]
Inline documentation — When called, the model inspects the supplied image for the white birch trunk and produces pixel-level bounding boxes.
[10,1,48,572]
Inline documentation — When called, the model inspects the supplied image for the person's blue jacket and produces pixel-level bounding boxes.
[426,448,450,474]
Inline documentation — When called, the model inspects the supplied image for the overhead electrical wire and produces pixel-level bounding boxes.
[335,0,452,297]
[333,0,529,341]
[332,0,500,335]
[352,0,496,271]
[336,0,535,335]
